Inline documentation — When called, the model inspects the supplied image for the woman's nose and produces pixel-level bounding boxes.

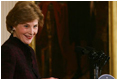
[29,27,34,35]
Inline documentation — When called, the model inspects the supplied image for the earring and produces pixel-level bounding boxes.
[11,28,15,33]
[13,28,15,30]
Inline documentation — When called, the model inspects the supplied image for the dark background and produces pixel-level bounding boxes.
[35,1,109,79]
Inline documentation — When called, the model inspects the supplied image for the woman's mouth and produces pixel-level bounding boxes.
[25,35,33,39]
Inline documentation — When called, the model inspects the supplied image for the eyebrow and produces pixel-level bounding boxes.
[24,23,38,26]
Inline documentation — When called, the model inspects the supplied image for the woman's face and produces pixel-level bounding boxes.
[13,19,38,44]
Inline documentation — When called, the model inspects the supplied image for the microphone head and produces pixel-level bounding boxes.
[75,46,89,55]
[75,46,85,55]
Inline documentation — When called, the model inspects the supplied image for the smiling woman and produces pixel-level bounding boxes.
[13,19,38,44]
[1,1,46,79]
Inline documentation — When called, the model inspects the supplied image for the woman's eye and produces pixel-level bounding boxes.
[34,25,38,28]
[24,25,28,28]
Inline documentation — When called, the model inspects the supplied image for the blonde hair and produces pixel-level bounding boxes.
[6,1,44,33]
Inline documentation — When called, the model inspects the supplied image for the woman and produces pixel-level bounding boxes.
[1,1,56,79]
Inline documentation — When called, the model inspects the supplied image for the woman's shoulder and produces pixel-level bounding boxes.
[2,40,16,52]
[1,41,17,60]
[1,35,23,50]
[1,37,20,56]
[2,38,17,50]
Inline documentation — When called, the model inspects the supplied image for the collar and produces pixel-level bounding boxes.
[9,34,29,47]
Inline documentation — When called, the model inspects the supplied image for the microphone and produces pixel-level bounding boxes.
[75,46,97,59]
[75,46,107,61]
[75,46,94,55]
[75,46,110,78]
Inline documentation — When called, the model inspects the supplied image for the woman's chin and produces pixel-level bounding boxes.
[23,40,32,44]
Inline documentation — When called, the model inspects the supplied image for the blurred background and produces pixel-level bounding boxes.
[1,1,117,79]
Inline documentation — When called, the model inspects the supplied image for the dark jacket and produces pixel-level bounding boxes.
[1,34,40,79]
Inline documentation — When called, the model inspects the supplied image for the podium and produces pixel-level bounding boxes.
[98,74,115,79]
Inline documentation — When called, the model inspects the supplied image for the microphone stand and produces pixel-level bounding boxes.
[75,46,110,79]
[94,64,99,79]
[92,54,110,79]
